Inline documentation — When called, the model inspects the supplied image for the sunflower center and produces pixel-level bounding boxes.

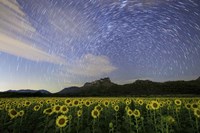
[97,106,101,110]
[135,111,138,115]
[128,111,132,114]
[11,110,17,115]
[193,104,198,108]
[94,111,98,116]
[62,107,66,111]
[59,118,65,125]
[187,105,191,108]
[74,101,78,105]
[153,103,158,108]
[56,106,60,110]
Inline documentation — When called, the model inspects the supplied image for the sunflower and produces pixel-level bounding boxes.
[77,110,82,117]
[103,100,109,107]
[65,98,71,105]
[125,106,130,111]
[0,105,4,110]
[127,109,133,117]
[72,100,79,107]
[33,105,40,111]
[175,107,181,112]
[91,109,100,119]
[18,110,25,117]
[159,102,164,108]
[43,107,53,115]
[24,101,31,107]
[138,99,144,105]
[133,109,140,118]
[174,99,182,106]
[125,99,131,105]
[39,101,44,106]
[56,115,69,128]
[146,104,150,110]
[114,105,119,112]
[79,105,83,109]
[84,100,91,107]
[60,105,69,114]
[185,103,191,110]
[95,105,103,111]
[166,100,172,105]
[164,115,175,125]
[8,109,18,119]
[191,103,198,110]
[46,99,51,104]
[150,101,160,110]
[194,109,200,118]
[53,105,61,113]
[17,103,21,109]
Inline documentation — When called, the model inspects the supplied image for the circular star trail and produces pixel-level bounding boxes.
[0,0,200,92]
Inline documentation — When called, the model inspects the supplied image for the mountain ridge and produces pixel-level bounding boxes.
[0,77,200,97]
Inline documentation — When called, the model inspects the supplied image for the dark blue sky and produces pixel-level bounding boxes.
[0,0,200,92]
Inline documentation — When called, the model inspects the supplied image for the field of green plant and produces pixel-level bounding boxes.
[0,97,200,133]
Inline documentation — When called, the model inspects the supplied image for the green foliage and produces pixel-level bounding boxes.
[0,97,200,133]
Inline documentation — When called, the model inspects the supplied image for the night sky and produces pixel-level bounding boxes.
[0,0,200,92]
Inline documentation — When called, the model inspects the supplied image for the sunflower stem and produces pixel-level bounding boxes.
[153,110,158,133]
[60,128,63,133]
[196,117,199,133]
[188,110,194,130]
[92,119,96,133]
[135,117,139,133]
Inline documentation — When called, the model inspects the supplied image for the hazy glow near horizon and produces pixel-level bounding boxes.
[0,0,200,93]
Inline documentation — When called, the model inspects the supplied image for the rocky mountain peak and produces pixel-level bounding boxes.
[83,77,113,88]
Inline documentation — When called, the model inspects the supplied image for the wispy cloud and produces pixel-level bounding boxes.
[0,0,35,35]
[0,0,66,64]
[0,33,66,64]
[67,54,117,77]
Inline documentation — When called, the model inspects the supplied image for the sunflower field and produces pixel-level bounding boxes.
[0,97,200,133]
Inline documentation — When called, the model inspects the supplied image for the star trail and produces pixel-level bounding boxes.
[0,0,200,92]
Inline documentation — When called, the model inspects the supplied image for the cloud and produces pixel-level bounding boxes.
[69,54,117,77]
[0,0,66,64]
[0,33,66,64]
[0,0,36,35]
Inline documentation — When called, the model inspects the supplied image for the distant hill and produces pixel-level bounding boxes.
[0,89,51,97]
[196,77,200,81]
[0,77,200,97]
[6,89,51,94]
[56,87,80,94]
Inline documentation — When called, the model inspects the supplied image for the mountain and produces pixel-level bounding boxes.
[55,77,200,96]
[56,87,80,94]
[54,77,115,96]
[196,77,200,81]
[82,77,115,88]
[1,77,200,97]
[0,89,51,97]
[6,89,51,94]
